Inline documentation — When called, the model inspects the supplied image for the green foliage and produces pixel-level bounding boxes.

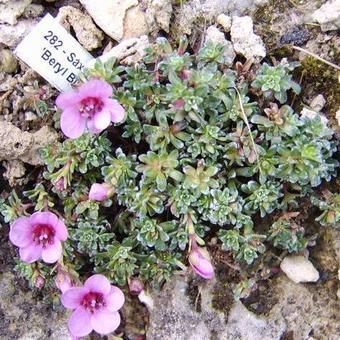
[268,216,308,252]
[5,38,338,289]
[252,60,301,103]
[312,190,340,228]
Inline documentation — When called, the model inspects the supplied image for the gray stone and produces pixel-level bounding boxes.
[217,14,232,32]
[311,0,340,32]
[230,16,266,59]
[90,35,149,66]
[0,121,58,165]
[0,0,31,25]
[280,255,320,283]
[0,49,18,73]
[57,6,104,51]
[0,272,70,339]
[146,274,339,339]
[79,0,139,41]
[0,18,38,47]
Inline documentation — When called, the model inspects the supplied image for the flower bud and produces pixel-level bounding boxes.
[88,183,114,201]
[188,247,214,279]
[35,275,45,289]
[55,177,65,192]
[173,99,185,109]
[129,277,144,295]
[55,271,73,293]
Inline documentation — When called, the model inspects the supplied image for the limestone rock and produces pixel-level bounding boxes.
[217,14,232,32]
[205,25,235,65]
[0,272,70,339]
[312,0,340,32]
[123,4,149,39]
[143,0,173,34]
[79,0,139,41]
[57,6,104,51]
[91,35,149,66]
[0,49,18,73]
[0,18,38,47]
[230,16,266,59]
[280,255,320,283]
[0,121,58,166]
[3,160,26,186]
[0,0,31,25]
[146,273,339,339]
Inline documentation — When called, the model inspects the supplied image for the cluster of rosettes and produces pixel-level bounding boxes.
[6,37,338,328]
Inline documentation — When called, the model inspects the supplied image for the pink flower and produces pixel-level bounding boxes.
[56,79,125,139]
[61,274,124,337]
[188,246,214,280]
[9,211,68,264]
[89,183,114,201]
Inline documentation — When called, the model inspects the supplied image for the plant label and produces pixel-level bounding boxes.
[14,14,94,92]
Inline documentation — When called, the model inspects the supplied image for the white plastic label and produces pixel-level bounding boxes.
[15,14,94,92]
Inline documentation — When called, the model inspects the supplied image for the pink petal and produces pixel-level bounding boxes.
[41,239,62,263]
[92,109,111,131]
[30,211,58,227]
[106,286,125,312]
[84,274,111,295]
[19,243,42,263]
[60,107,87,139]
[90,309,121,335]
[9,217,32,247]
[56,91,81,110]
[89,183,109,201]
[78,79,112,98]
[105,99,125,123]
[68,307,93,337]
[61,287,89,309]
[54,219,68,241]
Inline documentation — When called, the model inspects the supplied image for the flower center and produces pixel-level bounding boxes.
[82,292,106,313]
[32,224,55,248]
[79,97,104,118]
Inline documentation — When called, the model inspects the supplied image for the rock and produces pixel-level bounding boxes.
[230,16,266,59]
[217,14,232,32]
[79,0,139,41]
[336,109,340,127]
[57,6,104,51]
[225,301,283,339]
[0,272,70,339]
[0,49,18,73]
[143,0,173,34]
[205,25,235,65]
[146,273,339,339]
[172,0,269,40]
[123,5,149,39]
[311,0,340,32]
[146,275,228,339]
[310,94,326,112]
[280,255,320,283]
[22,3,44,19]
[3,160,26,186]
[280,26,311,46]
[91,35,149,66]
[0,18,38,47]
[0,0,31,25]
[0,121,58,166]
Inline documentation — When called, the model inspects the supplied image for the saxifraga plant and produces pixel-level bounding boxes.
[1,37,338,300]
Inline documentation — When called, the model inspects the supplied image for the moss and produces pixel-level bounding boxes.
[301,56,340,118]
